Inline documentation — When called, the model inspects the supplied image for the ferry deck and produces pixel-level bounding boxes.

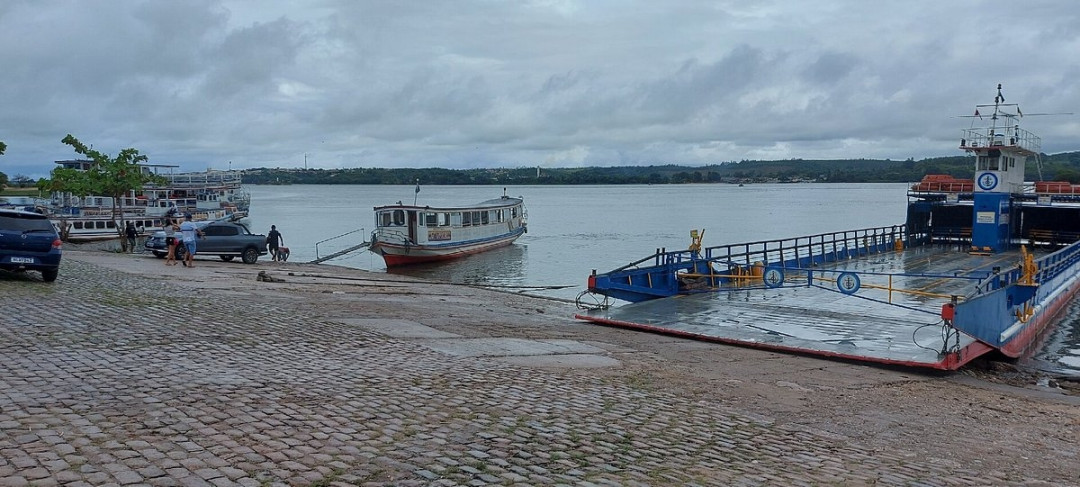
[575,243,1026,369]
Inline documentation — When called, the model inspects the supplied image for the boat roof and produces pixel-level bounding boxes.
[374,195,523,212]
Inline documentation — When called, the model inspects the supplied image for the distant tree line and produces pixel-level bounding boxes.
[241,151,1080,186]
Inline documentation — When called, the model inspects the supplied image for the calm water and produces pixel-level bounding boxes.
[243,183,1080,375]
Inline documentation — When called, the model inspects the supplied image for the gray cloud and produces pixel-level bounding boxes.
[1,0,1078,178]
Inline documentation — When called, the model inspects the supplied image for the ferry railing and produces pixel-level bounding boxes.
[698,225,907,271]
[610,225,910,276]
[960,126,1041,154]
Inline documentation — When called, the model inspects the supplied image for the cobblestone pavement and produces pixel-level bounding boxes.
[0,260,1061,486]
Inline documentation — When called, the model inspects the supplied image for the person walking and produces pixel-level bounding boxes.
[124,221,138,252]
[178,214,203,268]
[267,225,284,262]
[164,218,179,266]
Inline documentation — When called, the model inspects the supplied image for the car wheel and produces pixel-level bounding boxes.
[242,247,259,264]
[220,255,235,262]
[153,252,166,258]
[41,268,58,282]
[175,245,187,261]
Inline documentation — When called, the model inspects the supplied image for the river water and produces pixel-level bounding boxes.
[242,183,1080,375]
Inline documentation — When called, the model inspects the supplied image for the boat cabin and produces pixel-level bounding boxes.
[374,197,525,246]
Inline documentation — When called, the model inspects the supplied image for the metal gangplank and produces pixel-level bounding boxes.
[308,228,369,264]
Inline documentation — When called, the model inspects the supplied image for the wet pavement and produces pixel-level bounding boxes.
[0,257,1058,486]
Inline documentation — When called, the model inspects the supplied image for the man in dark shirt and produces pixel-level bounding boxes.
[124,221,138,253]
[267,225,284,261]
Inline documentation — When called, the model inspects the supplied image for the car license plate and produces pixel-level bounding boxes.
[10,257,34,264]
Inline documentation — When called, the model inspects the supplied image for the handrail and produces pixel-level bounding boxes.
[315,228,365,260]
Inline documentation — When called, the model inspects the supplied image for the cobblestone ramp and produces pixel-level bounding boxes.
[0,260,1020,485]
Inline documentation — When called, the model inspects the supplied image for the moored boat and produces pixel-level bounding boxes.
[576,85,1080,370]
[45,161,249,242]
[368,191,527,267]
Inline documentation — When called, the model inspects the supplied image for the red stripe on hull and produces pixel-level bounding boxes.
[574,314,995,370]
[379,239,517,267]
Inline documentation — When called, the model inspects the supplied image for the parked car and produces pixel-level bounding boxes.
[0,208,63,282]
[145,221,267,264]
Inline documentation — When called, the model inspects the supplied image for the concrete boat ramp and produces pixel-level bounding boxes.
[576,245,1024,369]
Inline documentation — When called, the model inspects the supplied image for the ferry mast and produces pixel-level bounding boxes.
[960,84,1041,253]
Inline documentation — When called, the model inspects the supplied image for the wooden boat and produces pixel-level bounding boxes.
[368,191,527,267]
[576,85,1080,370]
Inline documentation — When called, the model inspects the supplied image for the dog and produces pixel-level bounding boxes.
[276,246,290,262]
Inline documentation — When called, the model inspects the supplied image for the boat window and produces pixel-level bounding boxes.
[74,221,84,230]
[392,210,405,226]
[450,212,461,226]
[439,213,450,226]
[462,212,472,226]
[425,212,438,226]
[496,209,505,223]
[482,211,490,225]
[378,212,391,227]
[988,157,999,170]
[472,211,482,225]
[511,206,518,218]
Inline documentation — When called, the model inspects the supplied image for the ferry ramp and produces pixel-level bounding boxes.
[577,246,1017,369]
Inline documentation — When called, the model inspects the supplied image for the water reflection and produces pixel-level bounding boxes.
[1027,299,1080,377]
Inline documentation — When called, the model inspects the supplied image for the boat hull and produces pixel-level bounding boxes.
[371,228,524,267]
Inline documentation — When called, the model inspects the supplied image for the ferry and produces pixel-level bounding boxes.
[46,162,249,242]
[576,85,1080,370]
[368,191,527,267]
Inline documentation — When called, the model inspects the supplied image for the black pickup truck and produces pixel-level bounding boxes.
[145,221,268,264]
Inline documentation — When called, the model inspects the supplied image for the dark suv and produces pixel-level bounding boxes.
[0,208,63,282]
[145,221,267,264]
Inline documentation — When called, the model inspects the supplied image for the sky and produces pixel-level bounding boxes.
[1,1,1078,179]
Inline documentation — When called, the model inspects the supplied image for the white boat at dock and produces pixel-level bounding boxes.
[45,161,250,242]
[368,191,527,267]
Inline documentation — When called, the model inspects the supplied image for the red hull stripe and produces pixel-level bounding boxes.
[381,239,516,267]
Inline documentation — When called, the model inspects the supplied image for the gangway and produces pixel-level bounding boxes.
[309,228,369,264]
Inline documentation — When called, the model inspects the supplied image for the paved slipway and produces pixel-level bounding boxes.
[2,250,1080,486]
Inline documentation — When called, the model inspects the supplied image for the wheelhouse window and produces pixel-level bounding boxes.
[425,212,438,226]
[462,212,472,226]
[977,156,1000,171]
[378,210,407,227]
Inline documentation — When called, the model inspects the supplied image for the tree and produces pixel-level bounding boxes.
[41,135,165,248]
[11,174,33,187]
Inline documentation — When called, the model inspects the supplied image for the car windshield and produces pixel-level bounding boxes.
[0,214,55,233]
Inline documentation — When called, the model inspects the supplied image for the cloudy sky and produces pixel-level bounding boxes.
[1,1,1078,178]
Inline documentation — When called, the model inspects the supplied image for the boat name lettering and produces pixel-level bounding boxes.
[428,229,452,241]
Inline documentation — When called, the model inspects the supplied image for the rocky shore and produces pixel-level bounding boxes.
[1,249,1079,486]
